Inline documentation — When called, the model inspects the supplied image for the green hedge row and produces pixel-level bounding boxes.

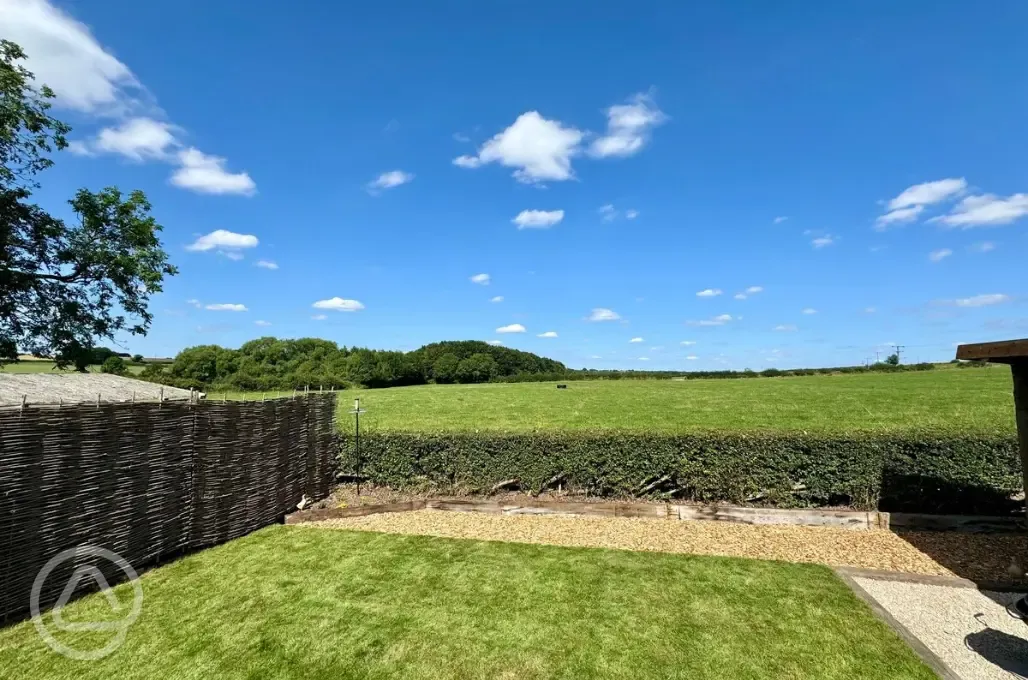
[340,431,1023,514]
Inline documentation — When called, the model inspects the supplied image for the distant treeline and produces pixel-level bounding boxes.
[141,339,567,390]
[139,337,940,391]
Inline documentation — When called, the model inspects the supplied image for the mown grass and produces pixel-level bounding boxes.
[341,367,1015,434]
[0,361,145,375]
[0,526,933,680]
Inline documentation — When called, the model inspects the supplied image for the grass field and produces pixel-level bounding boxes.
[0,526,933,679]
[345,367,1015,434]
[0,361,145,375]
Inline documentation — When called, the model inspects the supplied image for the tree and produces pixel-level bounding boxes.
[432,353,459,384]
[0,40,176,368]
[456,353,498,383]
[100,355,127,375]
[131,354,143,363]
[885,353,900,366]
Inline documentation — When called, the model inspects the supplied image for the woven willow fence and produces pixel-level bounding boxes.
[0,393,337,622]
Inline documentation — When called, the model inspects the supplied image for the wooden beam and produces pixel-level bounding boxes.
[1011,360,1028,528]
[956,338,1028,363]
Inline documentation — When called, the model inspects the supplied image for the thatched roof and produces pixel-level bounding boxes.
[0,374,195,407]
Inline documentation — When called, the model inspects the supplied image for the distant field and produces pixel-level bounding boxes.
[344,367,1015,434]
[0,360,144,375]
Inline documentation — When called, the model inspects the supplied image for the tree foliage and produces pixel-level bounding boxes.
[0,39,176,368]
[100,355,127,375]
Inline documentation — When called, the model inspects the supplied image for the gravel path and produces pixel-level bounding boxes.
[854,578,1028,680]
[309,509,1026,581]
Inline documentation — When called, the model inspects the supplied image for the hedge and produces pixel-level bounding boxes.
[340,431,1023,515]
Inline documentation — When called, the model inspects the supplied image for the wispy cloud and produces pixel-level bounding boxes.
[696,288,722,298]
[311,314,328,321]
[589,92,667,158]
[688,314,733,327]
[801,308,817,315]
[255,260,278,270]
[949,293,1011,308]
[928,248,953,263]
[811,235,836,249]
[930,193,1028,228]
[876,178,966,229]
[470,273,491,285]
[629,337,644,343]
[773,324,798,332]
[186,230,258,254]
[490,295,504,303]
[681,340,697,346]
[255,320,271,327]
[512,209,564,229]
[366,170,414,194]
[686,354,699,360]
[496,323,526,333]
[205,303,248,312]
[773,216,788,224]
[537,331,558,338]
[312,297,365,312]
[969,241,996,253]
[587,308,621,322]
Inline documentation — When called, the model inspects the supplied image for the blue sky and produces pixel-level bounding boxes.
[5,0,1028,368]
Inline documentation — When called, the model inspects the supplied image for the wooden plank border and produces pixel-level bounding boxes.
[285,497,1024,533]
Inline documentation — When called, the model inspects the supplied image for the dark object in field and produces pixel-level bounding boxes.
[557,384,568,389]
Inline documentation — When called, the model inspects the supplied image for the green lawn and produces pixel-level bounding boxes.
[0,361,145,375]
[0,527,932,679]
[345,367,1015,434]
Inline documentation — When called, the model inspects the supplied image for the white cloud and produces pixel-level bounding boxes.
[255,320,271,327]
[875,205,924,230]
[689,314,733,327]
[453,132,471,143]
[811,236,835,249]
[888,178,967,211]
[537,331,558,338]
[931,193,1028,228]
[171,148,256,196]
[496,323,526,334]
[952,293,1011,308]
[366,170,414,193]
[587,308,620,322]
[746,286,764,294]
[696,288,722,298]
[637,357,650,361]
[490,296,504,303]
[970,241,996,253]
[590,92,667,158]
[91,117,177,160]
[625,209,639,220]
[311,314,327,321]
[454,111,583,183]
[186,299,201,309]
[222,251,244,261]
[864,307,876,313]
[599,204,617,222]
[255,260,278,270]
[589,354,602,360]
[470,273,491,285]
[686,355,699,360]
[2,0,142,115]
[802,308,817,315]
[928,248,953,263]
[6,0,256,197]
[513,209,564,229]
[650,346,664,352]
[773,216,788,224]
[681,340,697,346]
[186,230,259,253]
[205,303,247,312]
[773,324,798,332]
[312,297,365,312]
[487,340,503,346]
[629,337,644,343]
[734,293,747,300]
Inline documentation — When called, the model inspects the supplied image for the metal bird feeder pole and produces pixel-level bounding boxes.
[349,398,367,495]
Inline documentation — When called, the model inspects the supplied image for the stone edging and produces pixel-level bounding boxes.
[285,497,1023,532]
[833,568,962,680]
